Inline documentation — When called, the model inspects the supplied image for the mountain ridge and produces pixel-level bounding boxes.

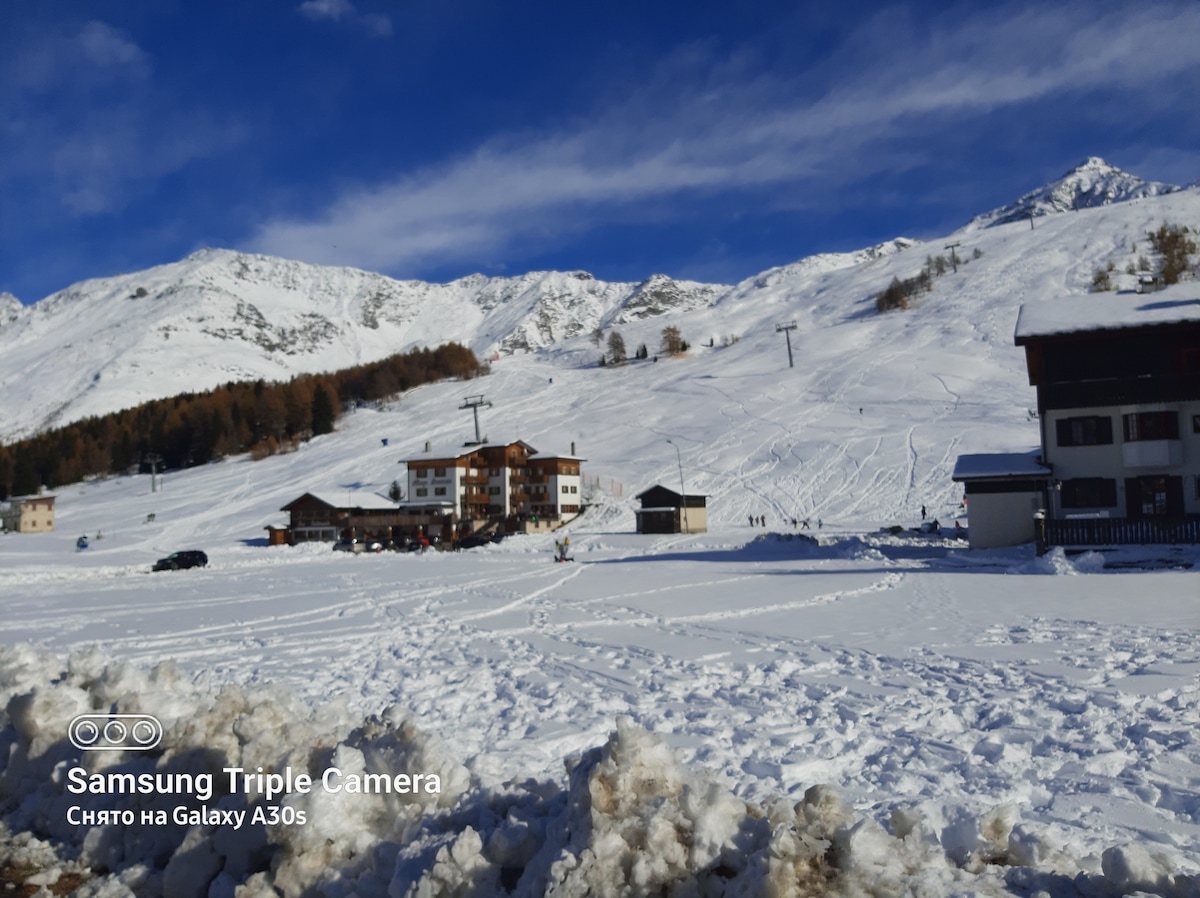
[2,159,1198,444]
[969,156,1179,229]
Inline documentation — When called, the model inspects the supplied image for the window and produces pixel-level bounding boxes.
[489,486,501,495]
[415,469,427,478]
[1055,416,1112,447]
[434,487,447,496]
[562,485,570,494]
[434,467,446,477]
[1060,478,1117,508]
[1123,411,1178,442]
[1127,475,1184,518]
[490,467,500,476]
[415,488,428,497]
[570,485,578,494]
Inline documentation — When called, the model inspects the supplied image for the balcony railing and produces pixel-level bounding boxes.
[1046,515,1200,547]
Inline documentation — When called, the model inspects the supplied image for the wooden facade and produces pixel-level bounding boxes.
[634,485,708,534]
[404,441,583,532]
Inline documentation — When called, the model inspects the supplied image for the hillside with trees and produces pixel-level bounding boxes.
[0,343,481,499]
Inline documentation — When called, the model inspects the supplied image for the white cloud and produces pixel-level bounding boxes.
[253,2,1200,274]
[0,21,247,217]
[297,0,354,21]
[297,0,391,36]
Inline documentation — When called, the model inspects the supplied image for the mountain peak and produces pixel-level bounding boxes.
[972,157,1179,229]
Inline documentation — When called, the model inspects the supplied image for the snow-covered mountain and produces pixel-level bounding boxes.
[969,156,1180,228]
[0,252,723,441]
[1,160,1197,446]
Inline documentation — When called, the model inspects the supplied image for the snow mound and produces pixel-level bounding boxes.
[4,649,1197,897]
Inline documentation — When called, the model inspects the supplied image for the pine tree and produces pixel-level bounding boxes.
[311,383,336,435]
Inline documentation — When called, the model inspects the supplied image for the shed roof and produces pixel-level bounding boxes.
[635,484,708,507]
[952,452,1051,482]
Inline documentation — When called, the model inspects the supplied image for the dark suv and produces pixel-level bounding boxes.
[152,550,208,571]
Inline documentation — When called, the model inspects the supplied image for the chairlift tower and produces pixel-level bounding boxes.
[144,452,163,493]
[944,242,961,274]
[775,321,798,368]
[459,395,492,446]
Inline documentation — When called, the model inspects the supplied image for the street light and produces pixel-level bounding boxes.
[666,439,690,534]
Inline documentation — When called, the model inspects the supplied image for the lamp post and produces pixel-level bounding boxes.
[666,439,690,534]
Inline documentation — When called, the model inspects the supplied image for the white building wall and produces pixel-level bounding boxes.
[967,491,1042,549]
[1043,401,1200,517]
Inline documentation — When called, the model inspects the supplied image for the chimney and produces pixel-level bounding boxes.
[425,441,431,453]
[571,441,576,456]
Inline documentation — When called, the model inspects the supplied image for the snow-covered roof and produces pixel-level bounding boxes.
[1015,284,1200,341]
[286,490,395,510]
[952,452,1050,481]
[401,440,540,464]
[527,453,586,462]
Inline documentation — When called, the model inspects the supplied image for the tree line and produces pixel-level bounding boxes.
[0,343,482,499]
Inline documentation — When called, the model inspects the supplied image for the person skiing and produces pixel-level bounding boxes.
[554,540,562,561]
[817,518,823,529]
[921,504,927,520]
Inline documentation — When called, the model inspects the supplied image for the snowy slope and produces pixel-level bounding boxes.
[0,252,722,441]
[969,156,1180,228]
[1,391,1197,897]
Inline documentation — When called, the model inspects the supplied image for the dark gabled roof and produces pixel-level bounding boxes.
[635,484,707,508]
[281,491,396,513]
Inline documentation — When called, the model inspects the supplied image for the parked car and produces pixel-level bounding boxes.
[332,539,364,553]
[152,550,208,571]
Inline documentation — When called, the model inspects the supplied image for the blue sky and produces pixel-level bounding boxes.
[3,1,1198,303]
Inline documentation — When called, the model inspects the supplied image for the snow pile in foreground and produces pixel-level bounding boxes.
[1,646,1194,898]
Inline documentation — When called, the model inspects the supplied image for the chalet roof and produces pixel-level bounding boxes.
[952,452,1051,482]
[527,453,587,462]
[281,490,395,512]
[1015,284,1200,343]
[401,440,539,465]
[4,494,56,505]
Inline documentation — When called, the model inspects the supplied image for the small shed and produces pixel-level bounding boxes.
[635,485,708,534]
[952,453,1051,550]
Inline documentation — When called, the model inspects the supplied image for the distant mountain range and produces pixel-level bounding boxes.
[0,157,1195,444]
